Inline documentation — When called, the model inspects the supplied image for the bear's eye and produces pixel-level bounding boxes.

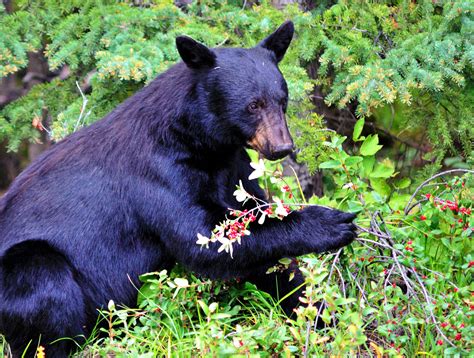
[248,101,260,112]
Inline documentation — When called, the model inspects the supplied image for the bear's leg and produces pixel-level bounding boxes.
[246,260,304,317]
[1,240,86,358]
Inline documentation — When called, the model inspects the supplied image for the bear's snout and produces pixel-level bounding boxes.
[271,143,294,160]
[248,110,294,160]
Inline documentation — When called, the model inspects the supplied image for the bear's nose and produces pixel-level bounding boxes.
[271,143,294,159]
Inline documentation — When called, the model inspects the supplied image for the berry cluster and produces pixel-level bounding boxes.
[196,161,300,257]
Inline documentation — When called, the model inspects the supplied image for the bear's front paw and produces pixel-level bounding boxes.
[326,210,357,250]
[301,206,358,252]
[303,207,357,252]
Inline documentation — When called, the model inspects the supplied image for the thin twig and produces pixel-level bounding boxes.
[356,237,403,255]
[303,321,311,358]
[74,81,91,132]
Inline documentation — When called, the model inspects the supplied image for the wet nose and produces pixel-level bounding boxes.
[271,143,294,159]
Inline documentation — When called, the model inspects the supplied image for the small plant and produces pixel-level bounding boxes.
[196,159,306,257]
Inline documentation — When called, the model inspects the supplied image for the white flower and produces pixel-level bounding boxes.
[248,159,266,180]
[196,233,210,248]
[273,197,289,217]
[217,236,234,258]
[174,278,189,288]
[213,225,225,241]
[233,180,249,202]
[343,182,355,189]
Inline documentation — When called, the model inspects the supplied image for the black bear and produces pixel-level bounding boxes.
[0,21,356,357]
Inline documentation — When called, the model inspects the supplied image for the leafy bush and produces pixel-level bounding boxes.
[70,127,472,356]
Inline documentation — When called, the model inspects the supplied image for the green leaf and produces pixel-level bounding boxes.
[319,160,341,169]
[345,156,363,167]
[279,257,292,265]
[441,237,452,249]
[362,307,378,316]
[371,191,384,203]
[198,300,209,315]
[361,156,375,178]
[394,178,411,189]
[360,134,383,156]
[347,200,364,212]
[335,297,356,305]
[370,178,391,197]
[212,313,232,320]
[352,117,365,141]
[321,308,332,324]
[405,317,421,324]
[389,193,411,210]
[370,162,395,178]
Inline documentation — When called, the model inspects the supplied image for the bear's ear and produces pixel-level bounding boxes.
[259,21,294,63]
[176,36,216,69]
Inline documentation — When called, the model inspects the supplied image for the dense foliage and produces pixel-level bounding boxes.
[0,0,472,356]
[1,0,472,167]
[62,133,473,357]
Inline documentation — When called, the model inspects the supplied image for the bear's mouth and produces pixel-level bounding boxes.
[247,116,294,161]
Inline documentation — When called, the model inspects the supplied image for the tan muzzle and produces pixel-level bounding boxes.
[247,109,294,160]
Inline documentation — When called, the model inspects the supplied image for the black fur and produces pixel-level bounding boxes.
[0,21,356,357]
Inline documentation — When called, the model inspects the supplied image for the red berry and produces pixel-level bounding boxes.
[420,215,427,221]
[468,261,474,268]
[441,322,448,328]
[455,333,461,341]
[436,340,443,346]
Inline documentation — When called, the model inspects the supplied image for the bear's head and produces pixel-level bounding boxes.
[176,21,295,161]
